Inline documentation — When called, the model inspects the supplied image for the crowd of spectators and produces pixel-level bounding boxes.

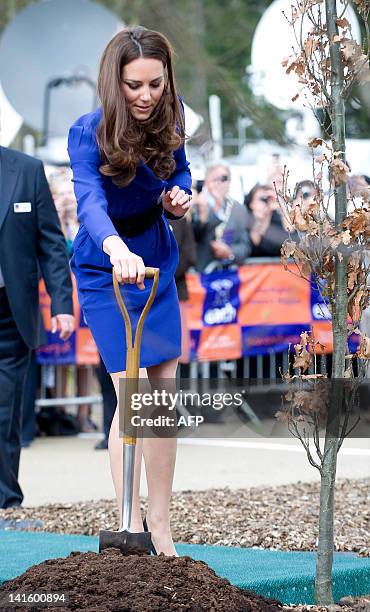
[187,161,369,273]
[189,160,295,272]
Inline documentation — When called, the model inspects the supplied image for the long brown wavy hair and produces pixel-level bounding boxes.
[96,26,185,188]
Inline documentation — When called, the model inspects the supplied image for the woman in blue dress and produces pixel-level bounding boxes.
[68,26,192,556]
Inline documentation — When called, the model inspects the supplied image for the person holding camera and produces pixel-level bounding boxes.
[244,184,290,257]
[191,162,250,272]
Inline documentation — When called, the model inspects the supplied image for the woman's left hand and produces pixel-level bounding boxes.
[162,186,192,217]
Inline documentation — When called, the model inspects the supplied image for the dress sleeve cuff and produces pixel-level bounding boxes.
[98,228,119,251]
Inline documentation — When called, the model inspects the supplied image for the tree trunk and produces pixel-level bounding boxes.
[315,0,348,605]
[315,387,341,605]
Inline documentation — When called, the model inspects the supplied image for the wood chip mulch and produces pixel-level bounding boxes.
[1,478,368,557]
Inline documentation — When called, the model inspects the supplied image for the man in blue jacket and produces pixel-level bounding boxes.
[0,145,74,508]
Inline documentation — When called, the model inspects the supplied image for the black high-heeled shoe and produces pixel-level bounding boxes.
[143,516,158,556]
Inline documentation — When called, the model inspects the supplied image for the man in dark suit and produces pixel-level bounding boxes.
[0,145,74,508]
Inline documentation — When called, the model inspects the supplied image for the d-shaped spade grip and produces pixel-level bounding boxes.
[112,267,160,444]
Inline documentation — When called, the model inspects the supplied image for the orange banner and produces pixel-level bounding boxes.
[37,263,352,364]
[185,263,352,362]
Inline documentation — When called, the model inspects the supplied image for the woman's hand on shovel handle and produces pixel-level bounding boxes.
[103,235,145,289]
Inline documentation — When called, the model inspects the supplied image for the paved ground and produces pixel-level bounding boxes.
[19,424,370,506]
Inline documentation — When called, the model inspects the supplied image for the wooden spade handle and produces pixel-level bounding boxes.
[112,267,160,372]
[112,267,160,444]
[142,267,158,279]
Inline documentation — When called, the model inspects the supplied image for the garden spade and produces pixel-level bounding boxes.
[99,266,159,556]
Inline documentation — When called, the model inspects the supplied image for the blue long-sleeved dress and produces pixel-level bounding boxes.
[67,108,192,373]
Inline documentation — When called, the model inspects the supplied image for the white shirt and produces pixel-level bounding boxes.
[204,189,226,222]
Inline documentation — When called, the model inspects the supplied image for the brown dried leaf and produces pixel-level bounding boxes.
[315,341,326,352]
[304,36,318,57]
[348,289,364,322]
[291,390,312,412]
[327,233,341,250]
[291,7,300,25]
[293,331,312,373]
[290,205,309,231]
[342,40,363,63]
[347,254,366,292]
[300,261,312,278]
[308,138,323,148]
[280,240,297,267]
[348,269,358,292]
[342,208,370,238]
[306,220,320,236]
[341,229,352,245]
[331,158,350,185]
[286,58,306,77]
[357,335,370,359]
[287,382,327,417]
[275,410,289,423]
[290,1,323,24]
[336,18,350,28]
[293,350,311,372]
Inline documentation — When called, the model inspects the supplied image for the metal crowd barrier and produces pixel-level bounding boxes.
[35,354,329,429]
[36,351,326,425]
[36,364,102,410]
[36,353,330,409]
[186,352,329,383]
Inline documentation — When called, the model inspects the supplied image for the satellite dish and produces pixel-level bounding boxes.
[250,0,361,111]
[0,0,124,138]
[183,102,203,138]
[0,81,22,146]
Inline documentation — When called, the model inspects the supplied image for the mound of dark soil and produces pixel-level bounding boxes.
[0,549,284,611]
